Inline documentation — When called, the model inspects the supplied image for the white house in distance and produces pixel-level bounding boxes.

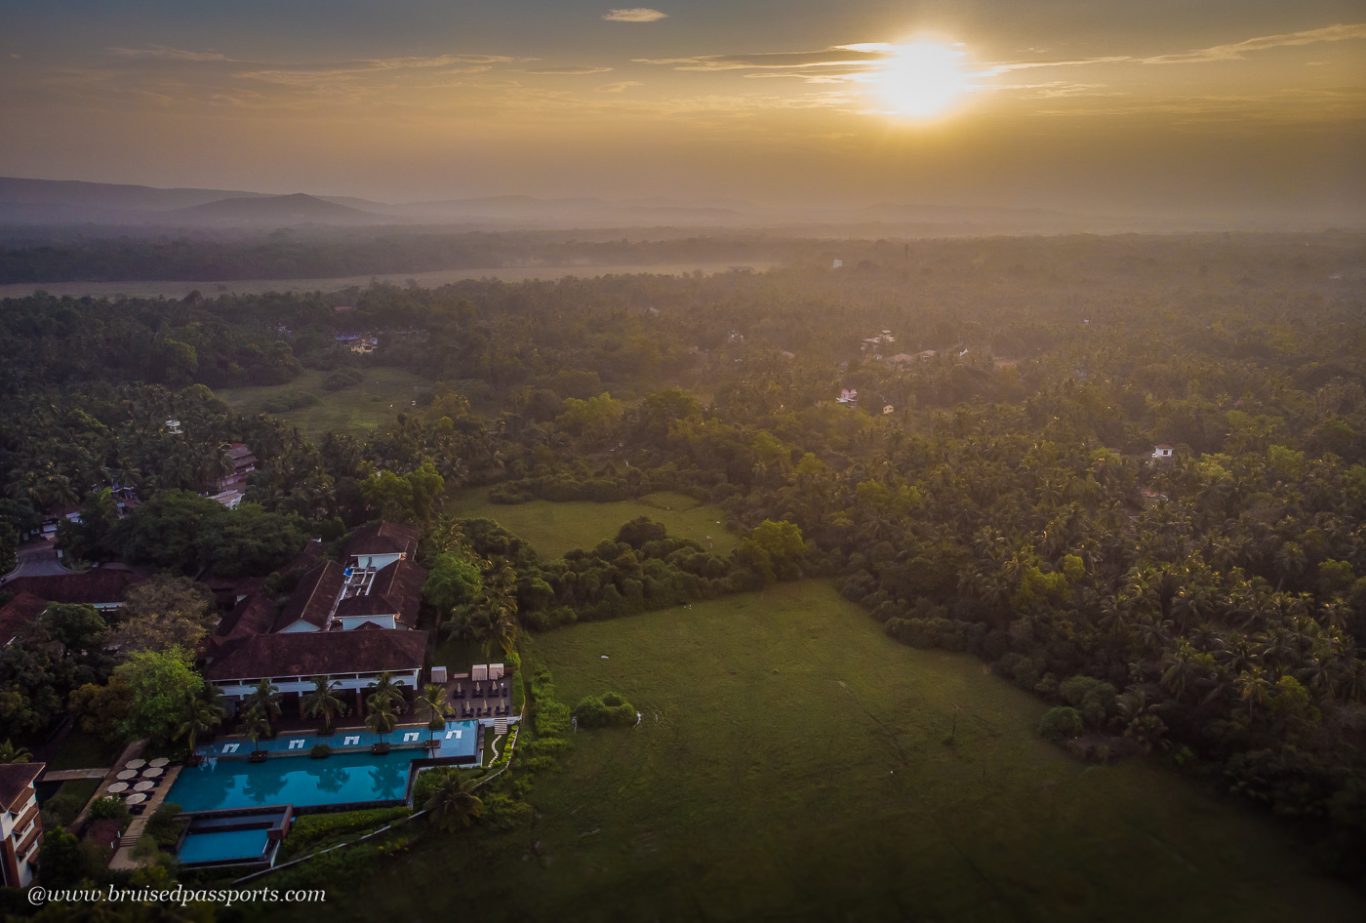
[0,762,45,888]
[1152,444,1175,461]
[837,388,859,405]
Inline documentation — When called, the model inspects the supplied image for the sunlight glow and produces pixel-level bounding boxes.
[867,40,975,120]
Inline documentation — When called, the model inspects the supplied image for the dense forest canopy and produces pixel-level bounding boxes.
[2,231,1365,884]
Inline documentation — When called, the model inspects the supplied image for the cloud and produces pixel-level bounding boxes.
[107,45,230,62]
[638,47,883,73]
[527,65,614,76]
[597,80,643,93]
[993,22,1366,73]
[603,8,668,24]
[238,54,523,86]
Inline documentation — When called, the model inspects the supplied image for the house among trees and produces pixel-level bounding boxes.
[219,444,257,492]
[0,761,44,888]
[0,569,146,613]
[837,388,859,405]
[0,592,49,647]
[207,442,256,509]
[1151,444,1175,461]
[861,330,895,359]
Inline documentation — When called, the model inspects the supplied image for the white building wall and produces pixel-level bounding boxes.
[336,615,397,631]
[3,791,39,888]
[350,552,403,571]
[213,669,420,700]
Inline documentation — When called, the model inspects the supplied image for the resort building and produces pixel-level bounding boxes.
[343,521,419,571]
[202,521,429,709]
[204,629,428,709]
[0,762,45,888]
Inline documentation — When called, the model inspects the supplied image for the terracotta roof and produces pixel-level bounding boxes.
[211,593,279,650]
[205,629,427,682]
[0,762,44,812]
[0,592,49,644]
[343,522,420,560]
[1,570,144,606]
[371,559,426,627]
[336,593,401,618]
[282,539,323,577]
[274,561,345,632]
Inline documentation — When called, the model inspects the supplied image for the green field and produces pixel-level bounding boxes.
[297,582,1363,923]
[451,488,737,559]
[214,367,429,439]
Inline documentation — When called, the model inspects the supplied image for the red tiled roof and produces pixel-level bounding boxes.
[2,570,144,606]
[0,592,49,644]
[343,522,420,560]
[274,562,345,632]
[205,629,427,682]
[211,593,279,650]
[336,593,400,618]
[371,559,426,628]
[0,762,44,812]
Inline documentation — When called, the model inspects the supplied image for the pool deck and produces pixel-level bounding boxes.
[108,764,182,871]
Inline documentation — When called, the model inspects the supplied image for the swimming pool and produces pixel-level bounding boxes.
[196,720,477,758]
[178,828,272,865]
[167,720,480,813]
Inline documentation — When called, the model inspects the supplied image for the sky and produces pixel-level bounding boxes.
[1,1,1363,223]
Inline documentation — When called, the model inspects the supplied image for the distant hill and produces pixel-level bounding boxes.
[174,193,378,225]
[0,176,265,211]
[0,175,1181,234]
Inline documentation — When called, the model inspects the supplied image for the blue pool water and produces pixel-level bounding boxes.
[178,828,271,864]
[196,720,478,757]
[166,720,479,813]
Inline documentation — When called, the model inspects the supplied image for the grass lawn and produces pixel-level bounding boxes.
[214,367,429,439]
[44,778,101,826]
[281,581,1364,923]
[450,488,737,560]
[43,728,122,771]
[432,634,494,676]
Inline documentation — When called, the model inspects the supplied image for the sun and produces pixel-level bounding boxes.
[868,40,975,120]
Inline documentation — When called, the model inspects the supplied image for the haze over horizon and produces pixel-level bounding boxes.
[2,1,1364,226]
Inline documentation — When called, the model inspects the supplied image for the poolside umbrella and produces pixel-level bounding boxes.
[142,767,164,779]
[133,780,155,792]
[106,782,129,794]
[125,759,147,770]
[116,770,137,781]
[148,757,170,768]
[125,793,147,806]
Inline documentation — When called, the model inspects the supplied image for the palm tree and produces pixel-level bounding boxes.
[176,686,227,759]
[1235,667,1272,723]
[367,673,407,714]
[302,676,349,735]
[243,711,271,758]
[1160,642,1201,701]
[243,679,281,731]
[365,696,397,750]
[0,739,31,763]
[425,772,484,832]
[418,684,451,745]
